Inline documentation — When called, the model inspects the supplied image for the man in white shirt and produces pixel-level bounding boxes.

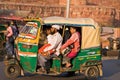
[44,25,63,56]
[38,25,63,73]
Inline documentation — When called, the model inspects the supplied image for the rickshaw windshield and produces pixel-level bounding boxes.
[19,22,38,39]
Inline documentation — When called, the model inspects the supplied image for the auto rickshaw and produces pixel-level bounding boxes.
[4,17,103,79]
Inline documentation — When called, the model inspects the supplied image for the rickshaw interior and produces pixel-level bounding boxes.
[39,24,82,45]
[39,24,82,68]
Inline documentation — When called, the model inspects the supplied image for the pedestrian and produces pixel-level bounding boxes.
[5,21,19,58]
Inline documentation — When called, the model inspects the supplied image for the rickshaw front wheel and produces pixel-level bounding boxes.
[84,66,99,79]
[4,64,21,79]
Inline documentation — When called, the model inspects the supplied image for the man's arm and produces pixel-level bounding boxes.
[61,33,77,50]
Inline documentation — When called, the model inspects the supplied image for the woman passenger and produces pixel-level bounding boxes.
[60,27,80,68]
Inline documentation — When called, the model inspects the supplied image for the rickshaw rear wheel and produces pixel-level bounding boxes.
[4,64,21,79]
[84,66,99,80]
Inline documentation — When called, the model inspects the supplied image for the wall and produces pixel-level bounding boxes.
[0,0,119,27]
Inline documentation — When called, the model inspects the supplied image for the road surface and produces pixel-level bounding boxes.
[0,56,120,80]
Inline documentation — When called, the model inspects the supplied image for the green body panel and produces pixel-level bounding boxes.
[51,47,101,72]
[18,43,38,53]
[20,56,37,72]
[18,43,38,72]
[70,47,101,71]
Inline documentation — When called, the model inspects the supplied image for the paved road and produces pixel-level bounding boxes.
[102,57,120,80]
[0,57,120,80]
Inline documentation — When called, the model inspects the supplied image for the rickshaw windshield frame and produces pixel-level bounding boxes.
[19,22,38,39]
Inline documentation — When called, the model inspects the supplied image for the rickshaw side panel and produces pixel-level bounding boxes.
[18,43,38,53]
[70,47,101,71]
[20,56,37,73]
[18,43,38,73]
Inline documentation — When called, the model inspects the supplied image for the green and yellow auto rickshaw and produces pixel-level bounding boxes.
[4,17,102,79]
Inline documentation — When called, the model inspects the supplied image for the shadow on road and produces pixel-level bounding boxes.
[15,73,86,80]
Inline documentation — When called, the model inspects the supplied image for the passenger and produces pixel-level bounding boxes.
[45,25,63,57]
[38,27,54,69]
[60,27,80,68]
[38,25,63,73]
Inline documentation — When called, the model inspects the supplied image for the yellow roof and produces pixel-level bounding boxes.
[43,16,97,27]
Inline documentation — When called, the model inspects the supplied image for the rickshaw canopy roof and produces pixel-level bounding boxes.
[43,16,97,28]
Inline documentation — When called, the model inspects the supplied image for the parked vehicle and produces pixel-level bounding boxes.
[0,24,6,54]
[101,27,120,57]
[4,17,103,79]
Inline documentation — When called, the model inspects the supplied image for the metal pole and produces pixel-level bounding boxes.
[66,0,70,18]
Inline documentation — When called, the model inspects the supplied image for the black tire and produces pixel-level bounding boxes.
[84,66,99,80]
[4,64,21,79]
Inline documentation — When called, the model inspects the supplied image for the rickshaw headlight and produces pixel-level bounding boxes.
[22,44,32,49]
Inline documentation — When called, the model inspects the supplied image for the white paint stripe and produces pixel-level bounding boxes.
[78,54,101,58]
[19,42,37,45]
[18,54,37,57]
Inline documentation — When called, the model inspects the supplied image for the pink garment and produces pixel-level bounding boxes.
[67,51,77,58]
[61,32,80,58]
[7,26,13,37]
